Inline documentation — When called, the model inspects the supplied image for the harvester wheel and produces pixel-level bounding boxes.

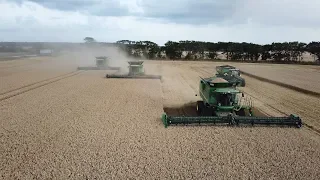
[196,101,204,116]
[236,109,246,116]
[202,106,213,116]
[241,79,246,87]
[296,122,302,128]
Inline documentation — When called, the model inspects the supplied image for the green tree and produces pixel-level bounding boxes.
[271,42,287,62]
[84,37,96,43]
[164,41,182,60]
[208,52,218,59]
[247,43,262,61]
[116,40,137,56]
[261,44,272,60]
[288,42,306,62]
[111,39,319,63]
[306,42,320,61]
[143,41,159,59]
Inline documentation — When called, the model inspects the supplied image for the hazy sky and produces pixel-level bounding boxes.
[1,0,319,44]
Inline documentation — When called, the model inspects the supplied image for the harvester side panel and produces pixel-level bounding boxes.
[199,80,212,105]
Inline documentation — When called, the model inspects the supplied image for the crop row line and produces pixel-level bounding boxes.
[0,71,83,102]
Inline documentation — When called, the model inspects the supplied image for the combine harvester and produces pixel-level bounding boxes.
[216,65,246,87]
[106,60,161,79]
[77,56,120,70]
[161,76,302,128]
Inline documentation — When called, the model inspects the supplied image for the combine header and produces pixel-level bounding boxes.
[106,60,161,79]
[216,65,246,87]
[161,76,302,128]
[77,56,120,70]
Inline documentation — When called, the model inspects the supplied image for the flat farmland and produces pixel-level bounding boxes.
[0,57,320,179]
[235,63,320,95]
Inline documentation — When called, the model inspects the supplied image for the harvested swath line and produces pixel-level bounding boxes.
[245,79,320,135]
[0,61,41,70]
[189,66,212,77]
[241,70,320,97]
[0,55,37,61]
[0,71,83,102]
[0,71,80,96]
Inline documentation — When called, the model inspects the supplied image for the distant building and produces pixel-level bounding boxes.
[39,49,53,56]
[21,46,33,50]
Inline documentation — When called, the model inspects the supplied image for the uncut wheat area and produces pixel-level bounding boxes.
[0,58,320,179]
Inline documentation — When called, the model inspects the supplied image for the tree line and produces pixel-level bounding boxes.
[112,40,320,63]
[0,42,77,54]
[2,38,320,64]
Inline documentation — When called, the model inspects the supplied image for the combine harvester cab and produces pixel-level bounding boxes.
[161,76,302,128]
[106,60,162,80]
[77,56,120,71]
[216,65,246,87]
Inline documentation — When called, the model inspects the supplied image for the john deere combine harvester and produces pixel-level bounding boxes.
[106,60,161,79]
[161,76,302,128]
[216,65,246,87]
[77,56,120,70]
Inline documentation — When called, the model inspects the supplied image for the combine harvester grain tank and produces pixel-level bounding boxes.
[161,68,302,128]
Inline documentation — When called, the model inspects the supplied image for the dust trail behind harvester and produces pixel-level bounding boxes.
[13,43,137,74]
[67,44,139,74]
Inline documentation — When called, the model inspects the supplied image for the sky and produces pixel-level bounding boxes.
[0,0,319,45]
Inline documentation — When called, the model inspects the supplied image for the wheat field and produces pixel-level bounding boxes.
[0,56,320,179]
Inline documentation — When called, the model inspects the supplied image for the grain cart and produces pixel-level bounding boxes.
[161,76,302,128]
[216,65,246,87]
[77,56,120,70]
[106,60,161,79]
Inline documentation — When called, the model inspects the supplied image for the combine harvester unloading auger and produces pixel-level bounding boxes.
[77,56,120,71]
[106,60,162,79]
[161,76,302,128]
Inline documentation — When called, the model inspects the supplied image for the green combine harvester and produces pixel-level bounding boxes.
[77,56,120,70]
[216,65,246,87]
[106,60,161,79]
[161,76,302,128]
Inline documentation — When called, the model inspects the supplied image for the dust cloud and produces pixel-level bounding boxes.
[16,43,163,80]
[68,44,138,74]
[26,43,137,74]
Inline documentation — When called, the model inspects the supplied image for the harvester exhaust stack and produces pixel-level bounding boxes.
[106,60,161,80]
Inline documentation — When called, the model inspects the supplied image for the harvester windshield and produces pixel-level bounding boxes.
[231,70,240,76]
[217,93,235,106]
